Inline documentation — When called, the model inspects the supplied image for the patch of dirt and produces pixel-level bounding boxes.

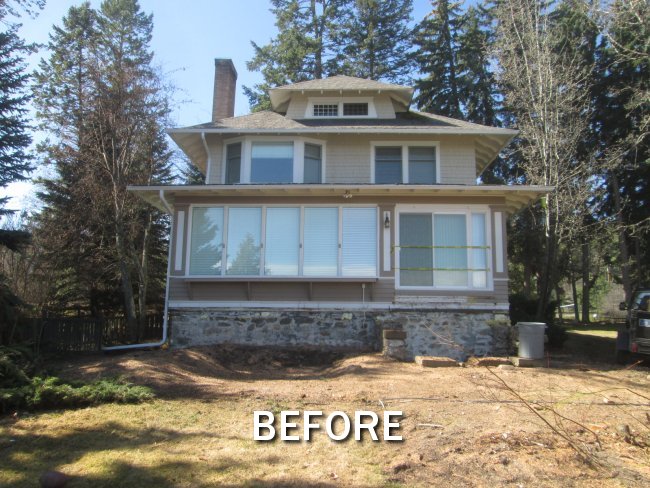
[48,346,650,486]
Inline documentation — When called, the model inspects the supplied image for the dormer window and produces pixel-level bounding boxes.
[343,103,368,116]
[306,97,376,118]
[313,104,338,117]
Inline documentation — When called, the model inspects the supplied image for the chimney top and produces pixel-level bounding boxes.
[212,58,237,122]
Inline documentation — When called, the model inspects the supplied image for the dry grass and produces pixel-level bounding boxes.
[1,344,649,487]
[1,399,390,487]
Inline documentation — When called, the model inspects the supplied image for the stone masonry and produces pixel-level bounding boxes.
[170,308,513,361]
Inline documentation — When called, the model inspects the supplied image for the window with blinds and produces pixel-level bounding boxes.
[189,207,224,275]
[342,208,377,276]
[188,206,377,277]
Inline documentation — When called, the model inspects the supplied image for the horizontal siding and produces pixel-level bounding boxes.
[396,279,509,304]
[205,134,478,185]
[206,134,223,184]
[169,277,507,304]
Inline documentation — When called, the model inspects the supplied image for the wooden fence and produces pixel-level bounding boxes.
[34,314,164,353]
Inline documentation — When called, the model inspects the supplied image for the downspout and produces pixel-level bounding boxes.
[102,189,173,351]
[201,131,211,183]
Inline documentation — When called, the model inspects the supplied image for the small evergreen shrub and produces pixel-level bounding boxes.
[0,345,153,414]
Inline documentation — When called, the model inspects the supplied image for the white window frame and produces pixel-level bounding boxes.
[394,204,493,291]
[221,136,326,184]
[305,97,377,119]
[371,141,441,184]
[186,204,379,279]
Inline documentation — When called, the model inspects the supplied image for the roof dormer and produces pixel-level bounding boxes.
[269,75,414,119]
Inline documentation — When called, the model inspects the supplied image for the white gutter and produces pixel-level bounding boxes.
[102,190,173,351]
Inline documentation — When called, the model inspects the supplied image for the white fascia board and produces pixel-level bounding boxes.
[167,127,519,137]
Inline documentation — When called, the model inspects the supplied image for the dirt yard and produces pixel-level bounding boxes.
[1,331,649,487]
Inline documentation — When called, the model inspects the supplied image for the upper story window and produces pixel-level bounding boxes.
[224,138,324,184]
[343,103,368,116]
[306,97,376,118]
[313,104,338,117]
[251,142,293,183]
[372,142,439,184]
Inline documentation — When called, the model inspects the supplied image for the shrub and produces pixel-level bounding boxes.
[0,345,34,388]
[509,293,567,347]
[1,376,154,413]
[0,346,154,414]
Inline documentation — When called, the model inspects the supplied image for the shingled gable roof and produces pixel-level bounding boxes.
[268,75,414,108]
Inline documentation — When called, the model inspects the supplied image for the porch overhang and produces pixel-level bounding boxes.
[129,184,553,214]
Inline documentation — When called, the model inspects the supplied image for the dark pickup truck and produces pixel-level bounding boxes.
[617,289,650,363]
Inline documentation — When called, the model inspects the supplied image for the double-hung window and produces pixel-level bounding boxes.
[397,208,490,289]
[188,206,377,278]
[373,143,438,184]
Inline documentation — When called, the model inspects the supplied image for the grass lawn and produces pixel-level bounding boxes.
[1,346,649,487]
[2,398,390,487]
[566,321,620,339]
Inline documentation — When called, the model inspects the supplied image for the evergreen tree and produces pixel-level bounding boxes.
[456,4,498,126]
[0,0,39,341]
[336,0,414,83]
[34,0,172,337]
[413,0,464,118]
[245,0,350,111]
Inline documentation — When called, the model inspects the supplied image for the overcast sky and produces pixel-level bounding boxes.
[3,0,440,213]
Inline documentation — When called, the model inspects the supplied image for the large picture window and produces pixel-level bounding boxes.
[188,206,377,278]
[397,208,489,289]
[251,142,293,183]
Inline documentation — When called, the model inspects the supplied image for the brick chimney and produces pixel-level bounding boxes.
[212,58,237,121]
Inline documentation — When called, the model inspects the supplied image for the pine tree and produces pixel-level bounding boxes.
[413,0,464,118]
[0,1,39,341]
[456,4,498,126]
[34,0,172,337]
[336,0,414,83]
[245,0,350,111]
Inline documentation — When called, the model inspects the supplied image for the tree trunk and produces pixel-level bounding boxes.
[114,217,137,340]
[311,0,323,78]
[137,212,153,340]
[581,239,590,324]
[571,273,580,321]
[611,173,632,302]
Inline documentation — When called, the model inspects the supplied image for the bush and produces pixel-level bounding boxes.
[0,345,154,414]
[1,376,154,413]
[0,345,35,388]
[509,293,567,347]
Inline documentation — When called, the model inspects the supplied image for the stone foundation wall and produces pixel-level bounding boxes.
[169,308,513,360]
[170,309,379,350]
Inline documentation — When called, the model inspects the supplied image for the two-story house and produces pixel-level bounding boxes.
[130,59,551,360]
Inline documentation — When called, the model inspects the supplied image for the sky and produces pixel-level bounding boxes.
[2,0,440,214]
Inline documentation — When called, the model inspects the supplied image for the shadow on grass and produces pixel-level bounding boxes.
[1,420,357,488]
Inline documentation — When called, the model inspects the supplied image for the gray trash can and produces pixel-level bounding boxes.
[517,322,546,359]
